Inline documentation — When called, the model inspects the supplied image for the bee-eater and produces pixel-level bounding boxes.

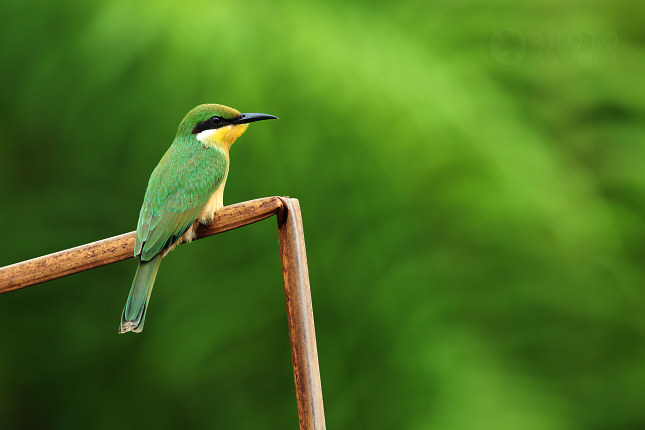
[119,104,277,333]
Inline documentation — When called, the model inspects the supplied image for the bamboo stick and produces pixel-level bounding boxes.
[278,198,326,430]
[0,197,283,294]
[0,195,326,430]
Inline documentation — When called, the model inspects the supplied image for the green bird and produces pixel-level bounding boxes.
[119,104,277,333]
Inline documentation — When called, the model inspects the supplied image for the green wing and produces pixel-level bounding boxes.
[135,143,228,261]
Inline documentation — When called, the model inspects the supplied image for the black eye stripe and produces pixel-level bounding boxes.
[191,115,234,134]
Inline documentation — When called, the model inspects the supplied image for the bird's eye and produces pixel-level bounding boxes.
[210,116,222,126]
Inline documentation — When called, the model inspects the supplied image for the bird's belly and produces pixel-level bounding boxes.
[199,182,225,225]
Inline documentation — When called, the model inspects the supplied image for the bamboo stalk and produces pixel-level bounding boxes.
[278,198,326,430]
[0,195,327,430]
[0,196,283,294]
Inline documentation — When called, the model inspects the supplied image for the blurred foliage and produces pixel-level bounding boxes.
[1,0,645,429]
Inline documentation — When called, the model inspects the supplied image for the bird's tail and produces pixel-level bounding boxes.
[119,254,162,333]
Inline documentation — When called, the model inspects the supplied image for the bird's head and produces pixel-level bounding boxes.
[177,104,277,150]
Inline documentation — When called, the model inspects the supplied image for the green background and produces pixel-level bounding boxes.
[1,1,644,429]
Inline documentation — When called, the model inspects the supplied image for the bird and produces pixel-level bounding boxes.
[119,104,277,333]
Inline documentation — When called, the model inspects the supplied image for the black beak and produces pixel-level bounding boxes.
[234,113,279,125]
